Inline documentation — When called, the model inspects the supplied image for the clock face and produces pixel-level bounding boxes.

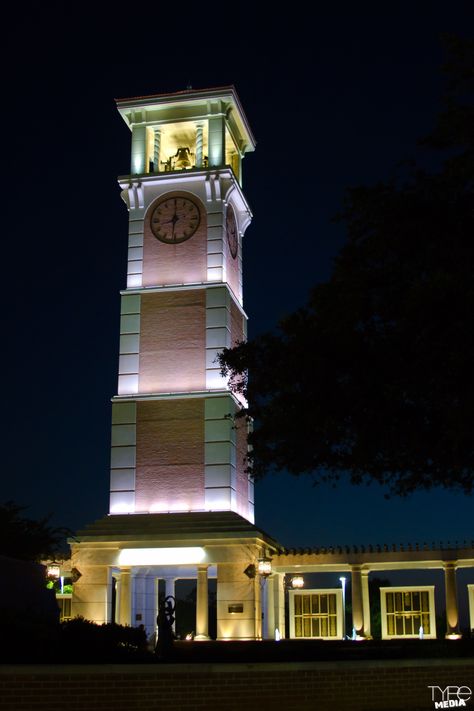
[150,196,200,244]
[226,204,238,259]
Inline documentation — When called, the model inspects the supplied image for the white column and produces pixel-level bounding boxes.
[143,576,158,637]
[263,575,275,639]
[195,124,204,168]
[195,565,209,640]
[255,577,262,640]
[468,585,474,634]
[351,565,364,637]
[153,129,161,172]
[133,572,146,627]
[361,570,371,638]
[164,577,176,633]
[274,573,286,638]
[444,562,460,637]
[118,568,131,626]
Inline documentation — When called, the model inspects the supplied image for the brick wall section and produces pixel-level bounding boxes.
[1,659,473,711]
[142,191,207,287]
[139,290,206,394]
[135,399,205,511]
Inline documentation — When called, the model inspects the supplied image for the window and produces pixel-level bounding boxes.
[289,589,342,639]
[380,586,436,639]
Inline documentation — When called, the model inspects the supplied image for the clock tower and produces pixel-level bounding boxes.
[110,86,255,522]
[70,87,280,641]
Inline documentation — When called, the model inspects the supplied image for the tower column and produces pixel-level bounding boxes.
[351,565,365,637]
[195,565,209,640]
[195,123,204,168]
[444,562,461,637]
[153,129,161,172]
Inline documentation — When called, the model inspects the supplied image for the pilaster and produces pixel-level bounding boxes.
[195,565,210,640]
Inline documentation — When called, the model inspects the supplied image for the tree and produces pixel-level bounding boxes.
[220,37,474,496]
[0,501,71,561]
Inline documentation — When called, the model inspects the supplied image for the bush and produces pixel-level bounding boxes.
[60,617,152,662]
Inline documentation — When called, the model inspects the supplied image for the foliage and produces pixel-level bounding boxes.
[0,616,152,664]
[46,578,73,594]
[0,501,71,561]
[60,617,151,662]
[220,37,474,496]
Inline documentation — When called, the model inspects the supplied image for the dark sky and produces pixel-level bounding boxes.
[3,5,473,549]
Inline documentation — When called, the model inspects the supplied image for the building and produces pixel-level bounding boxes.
[70,86,474,641]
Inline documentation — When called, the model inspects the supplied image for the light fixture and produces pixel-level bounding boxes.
[257,556,272,578]
[290,575,304,589]
[47,563,60,579]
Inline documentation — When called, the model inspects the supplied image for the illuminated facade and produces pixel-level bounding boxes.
[69,86,474,643]
[110,86,253,521]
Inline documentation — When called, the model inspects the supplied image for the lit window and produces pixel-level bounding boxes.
[289,589,342,639]
[380,586,436,639]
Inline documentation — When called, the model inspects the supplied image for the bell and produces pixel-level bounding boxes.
[174,147,192,169]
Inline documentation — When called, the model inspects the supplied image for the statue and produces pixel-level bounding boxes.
[155,595,176,659]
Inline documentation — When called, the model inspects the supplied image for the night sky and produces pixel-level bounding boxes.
[3,5,473,551]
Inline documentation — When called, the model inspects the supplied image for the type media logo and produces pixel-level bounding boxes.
[428,686,472,708]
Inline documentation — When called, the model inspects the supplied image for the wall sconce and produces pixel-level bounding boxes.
[257,556,272,578]
[47,563,60,578]
[290,575,304,589]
